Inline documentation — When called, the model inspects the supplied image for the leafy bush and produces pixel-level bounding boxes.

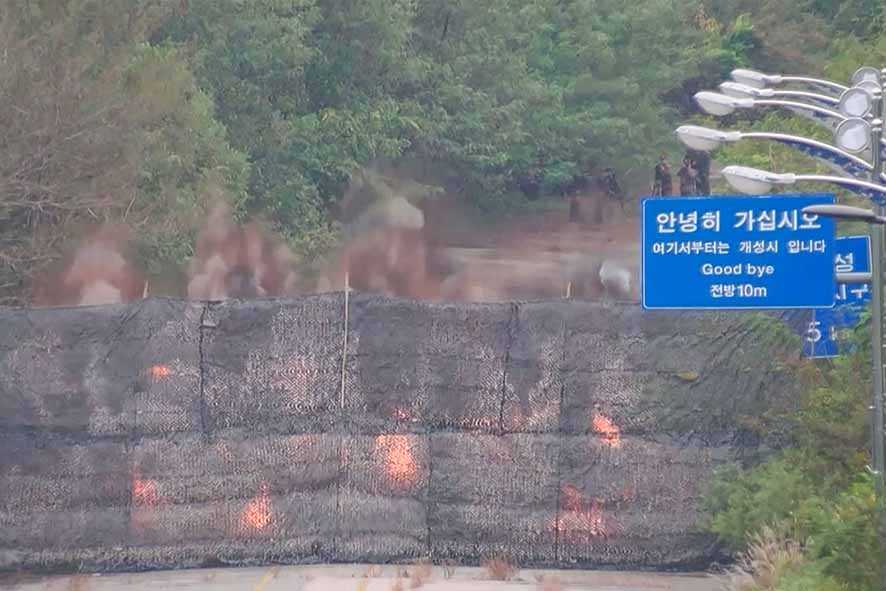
[706,312,880,591]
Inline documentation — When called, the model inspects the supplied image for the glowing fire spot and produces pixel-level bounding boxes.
[240,482,273,533]
[132,476,159,506]
[130,469,161,533]
[375,434,418,488]
[149,365,171,381]
[591,413,621,448]
[131,468,159,506]
[554,484,615,542]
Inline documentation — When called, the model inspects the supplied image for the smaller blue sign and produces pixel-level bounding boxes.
[804,235,872,358]
[642,195,837,310]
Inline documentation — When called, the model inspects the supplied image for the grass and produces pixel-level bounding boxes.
[483,557,519,581]
[724,526,805,591]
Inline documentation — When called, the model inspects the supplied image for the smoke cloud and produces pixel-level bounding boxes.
[32,225,145,307]
[187,205,300,301]
[28,173,638,307]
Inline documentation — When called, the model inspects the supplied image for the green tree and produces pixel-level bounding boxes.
[0,0,248,304]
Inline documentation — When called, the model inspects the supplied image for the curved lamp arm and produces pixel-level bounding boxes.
[792,174,886,204]
[766,90,839,108]
[722,164,886,205]
[744,132,879,181]
[780,76,850,95]
[731,69,849,95]
[751,98,846,122]
[676,124,884,182]
[720,82,839,106]
[695,92,846,132]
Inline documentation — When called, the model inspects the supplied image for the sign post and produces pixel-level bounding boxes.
[642,194,837,310]
[804,235,872,358]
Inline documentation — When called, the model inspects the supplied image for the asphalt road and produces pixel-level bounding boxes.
[6,565,725,591]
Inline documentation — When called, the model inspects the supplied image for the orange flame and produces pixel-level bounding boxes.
[240,482,272,533]
[555,484,614,542]
[149,365,171,381]
[591,412,621,448]
[132,474,159,507]
[375,434,418,489]
[130,469,161,533]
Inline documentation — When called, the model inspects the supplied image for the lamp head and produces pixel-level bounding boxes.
[675,125,741,151]
[731,68,778,89]
[718,81,768,98]
[694,91,754,116]
[838,87,876,117]
[722,165,794,194]
[834,117,872,154]
[854,80,882,96]
[852,66,881,87]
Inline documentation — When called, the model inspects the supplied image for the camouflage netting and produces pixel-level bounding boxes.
[0,295,802,573]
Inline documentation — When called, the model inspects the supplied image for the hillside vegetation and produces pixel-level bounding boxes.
[6,0,876,305]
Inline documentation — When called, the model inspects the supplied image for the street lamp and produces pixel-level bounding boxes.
[721,165,886,204]
[676,125,881,181]
[688,66,886,591]
[835,117,875,153]
[841,86,880,118]
[694,91,846,121]
[853,67,883,86]
[721,81,881,120]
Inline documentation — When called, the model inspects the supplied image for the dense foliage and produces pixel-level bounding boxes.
[0,0,768,304]
[0,0,249,303]
[3,1,885,305]
[705,320,881,590]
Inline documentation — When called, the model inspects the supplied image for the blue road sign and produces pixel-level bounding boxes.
[642,194,836,310]
[804,235,872,358]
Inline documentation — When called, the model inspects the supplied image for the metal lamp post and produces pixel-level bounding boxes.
[805,203,886,590]
[683,66,886,590]
[724,164,886,540]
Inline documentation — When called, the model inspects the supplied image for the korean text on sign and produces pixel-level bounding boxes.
[642,194,836,310]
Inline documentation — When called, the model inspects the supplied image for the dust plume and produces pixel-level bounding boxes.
[316,165,640,302]
[317,169,446,299]
[26,167,639,306]
[187,205,300,301]
[31,225,145,307]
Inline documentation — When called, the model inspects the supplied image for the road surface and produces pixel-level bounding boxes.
[6,565,725,591]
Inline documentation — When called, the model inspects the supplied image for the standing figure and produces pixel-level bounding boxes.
[678,157,698,196]
[652,156,672,196]
[695,151,711,195]
[600,167,625,212]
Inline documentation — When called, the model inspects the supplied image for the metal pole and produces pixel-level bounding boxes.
[874,74,886,591]
[869,90,885,493]
[872,215,885,496]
